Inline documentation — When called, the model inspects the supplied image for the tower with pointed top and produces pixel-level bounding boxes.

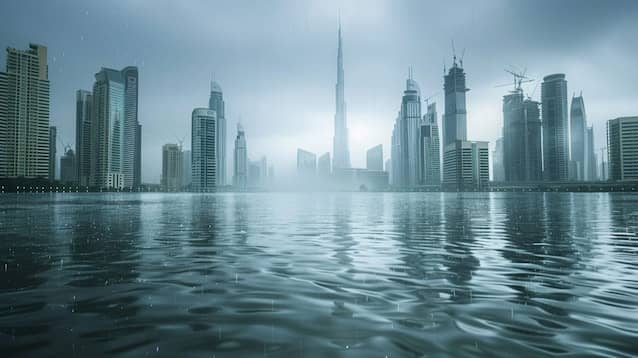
[209,79,226,186]
[332,21,351,170]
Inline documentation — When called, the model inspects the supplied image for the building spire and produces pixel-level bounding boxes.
[333,14,350,169]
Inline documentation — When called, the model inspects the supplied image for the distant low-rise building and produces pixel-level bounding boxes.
[60,148,77,184]
[366,145,383,171]
[443,140,489,190]
[161,143,182,191]
[607,116,638,181]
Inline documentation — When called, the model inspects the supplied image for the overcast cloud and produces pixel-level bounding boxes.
[2,0,637,183]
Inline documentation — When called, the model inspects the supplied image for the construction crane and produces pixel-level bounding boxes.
[495,67,534,92]
[174,135,186,151]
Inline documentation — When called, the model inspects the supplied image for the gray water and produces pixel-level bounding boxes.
[0,192,637,357]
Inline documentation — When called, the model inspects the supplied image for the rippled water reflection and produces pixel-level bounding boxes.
[1,192,637,356]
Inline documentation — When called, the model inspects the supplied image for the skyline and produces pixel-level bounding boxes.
[2,0,638,183]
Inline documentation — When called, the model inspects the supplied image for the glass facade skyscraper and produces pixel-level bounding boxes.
[209,81,226,186]
[541,73,569,181]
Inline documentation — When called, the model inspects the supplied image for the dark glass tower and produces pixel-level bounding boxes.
[541,74,569,181]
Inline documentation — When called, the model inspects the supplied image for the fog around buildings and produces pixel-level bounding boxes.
[1,0,637,183]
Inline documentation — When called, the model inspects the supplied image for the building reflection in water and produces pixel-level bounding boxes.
[68,194,143,322]
[499,193,577,319]
[441,193,480,303]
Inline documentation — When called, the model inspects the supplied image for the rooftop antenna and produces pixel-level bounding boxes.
[451,39,457,66]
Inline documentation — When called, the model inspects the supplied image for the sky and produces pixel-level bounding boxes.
[2,0,638,183]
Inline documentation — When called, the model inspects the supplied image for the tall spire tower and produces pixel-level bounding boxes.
[332,19,351,170]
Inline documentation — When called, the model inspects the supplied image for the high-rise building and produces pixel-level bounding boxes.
[570,94,587,180]
[419,103,441,185]
[161,143,182,191]
[92,68,125,189]
[0,44,50,179]
[541,74,569,181]
[332,22,350,170]
[268,165,275,185]
[135,123,142,187]
[209,81,226,186]
[191,108,216,192]
[233,124,247,189]
[75,90,92,186]
[385,158,392,184]
[49,126,56,180]
[585,126,597,181]
[607,116,638,181]
[492,137,505,182]
[502,90,542,181]
[121,67,139,188]
[318,152,331,177]
[443,140,489,190]
[248,160,261,187]
[181,150,191,189]
[60,147,76,184]
[390,73,421,188]
[91,67,139,189]
[259,156,268,187]
[297,148,316,178]
[390,119,402,186]
[442,58,468,148]
[366,144,383,171]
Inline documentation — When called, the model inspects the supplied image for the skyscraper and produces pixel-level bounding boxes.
[585,126,597,181]
[92,68,125,189]
[541,74,569,181]
[49,126,56,180]
[502,90,542,182]
[570,94,587,180]
[442,58,468,148]
[297,149,317,178]
[75,90,92,186]
[233,124,247,189]
[122,66,139,188]
[91,67,140,189]
[60,147,76,184]
[0,44,50,179]
[209,80,226,186]
[332,21,350,170]
[161,143,182,191]
[390,73,422,188]
[492,137,505,182]
[419,103,441,185]
[366,144,383,171]
[181,150,191,189]
[191,108,217,192]
[607,116,638,181]
[134,123,142,187]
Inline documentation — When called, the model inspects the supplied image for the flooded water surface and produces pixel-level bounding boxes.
[1,192,637,356]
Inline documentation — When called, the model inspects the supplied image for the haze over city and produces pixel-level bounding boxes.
[1,0,637,183]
